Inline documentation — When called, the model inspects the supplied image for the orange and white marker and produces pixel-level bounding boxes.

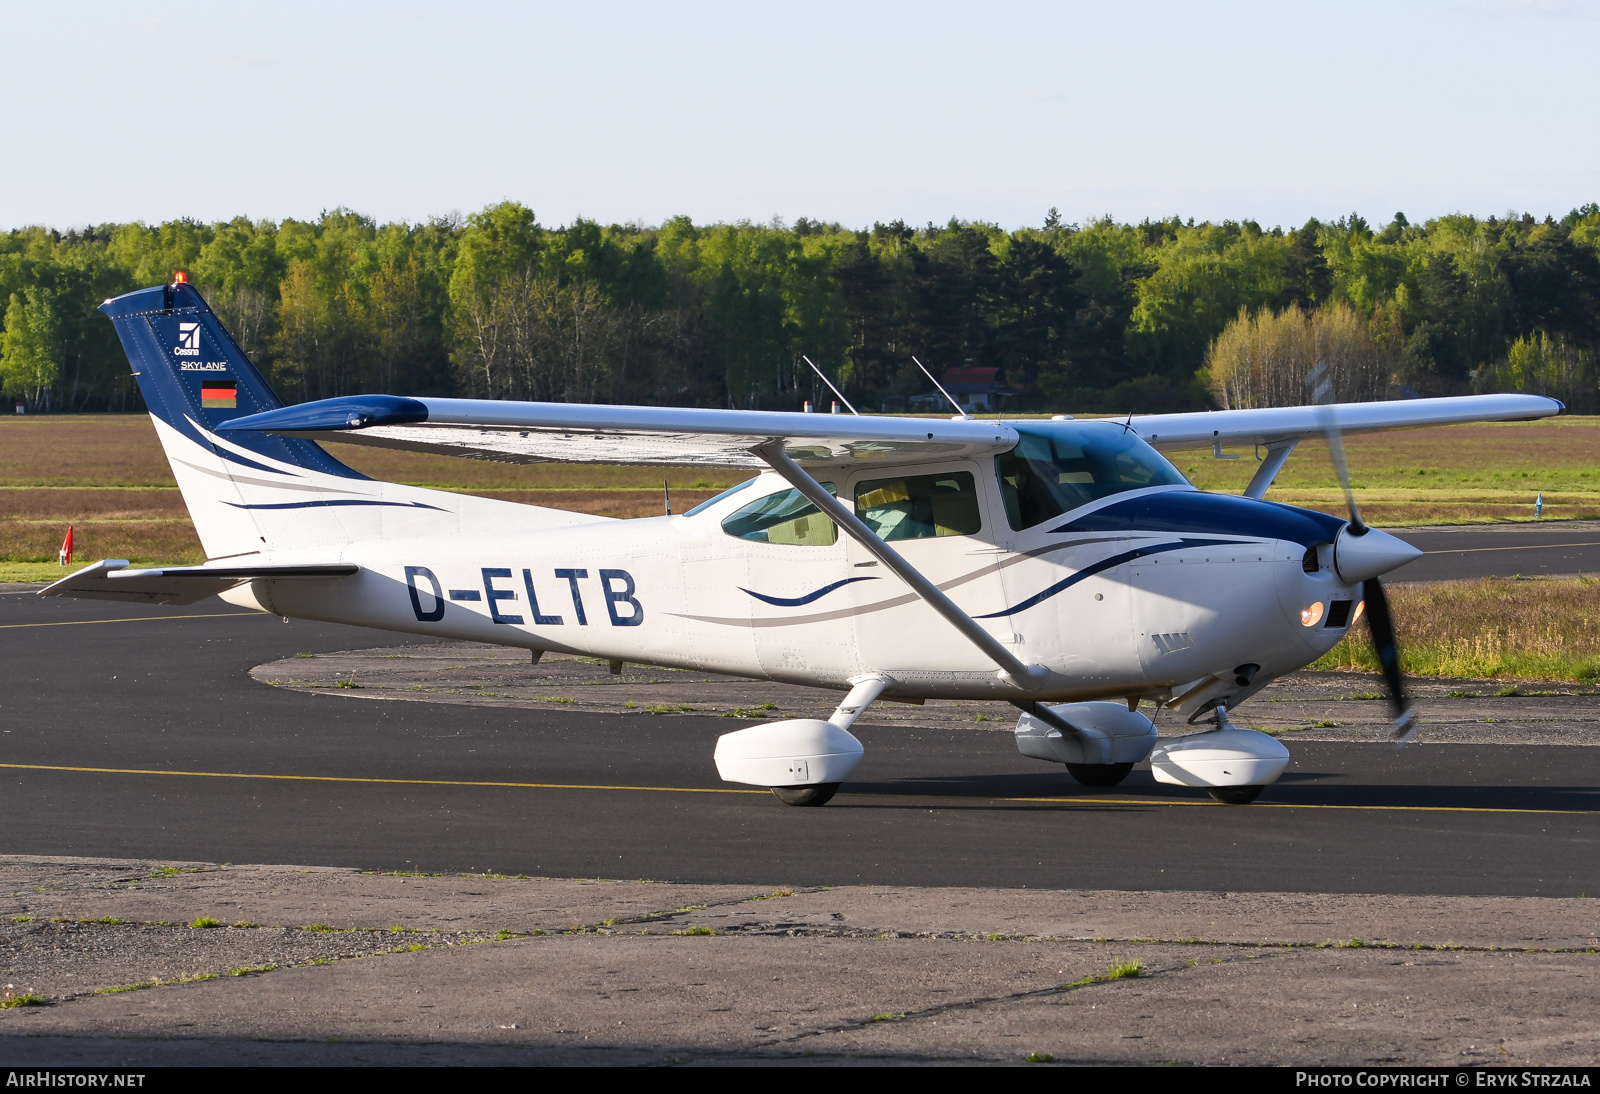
[59,525,73,566]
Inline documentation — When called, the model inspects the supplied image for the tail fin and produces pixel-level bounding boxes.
[102,281,363,480]
[102,280,599,560]
[101,282,397,559]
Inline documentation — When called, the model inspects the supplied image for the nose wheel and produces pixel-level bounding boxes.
[1065,762,1134,787]
[1207,785,1264,805]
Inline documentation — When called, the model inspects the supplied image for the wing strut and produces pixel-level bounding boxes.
[1243,439,1297,500]
[751,440,1048,690]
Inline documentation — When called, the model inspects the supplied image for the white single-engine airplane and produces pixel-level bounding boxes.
[45,280,1563,805]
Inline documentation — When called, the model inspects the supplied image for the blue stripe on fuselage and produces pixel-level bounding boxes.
[1052,491,1344,548]
[740,575,880,606]
[222,499,449,512]
[976,537,1240,618]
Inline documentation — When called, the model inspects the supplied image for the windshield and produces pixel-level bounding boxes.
[995,423,1189,530]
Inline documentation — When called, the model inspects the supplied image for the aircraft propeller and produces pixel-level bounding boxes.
[1308,363,1420,744]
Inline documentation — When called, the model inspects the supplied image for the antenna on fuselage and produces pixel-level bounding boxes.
[664,478,671,516]
[801,355,859,416]
[911,356,971,420]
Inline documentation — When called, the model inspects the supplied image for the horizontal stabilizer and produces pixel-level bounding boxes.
[40,559,358,606]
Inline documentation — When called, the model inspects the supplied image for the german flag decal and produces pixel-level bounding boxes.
[201,381,237,409]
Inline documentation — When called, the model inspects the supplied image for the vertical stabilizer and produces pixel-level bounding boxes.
[100,280,601,561]
[100,281,408,559]
[101,281,363,480]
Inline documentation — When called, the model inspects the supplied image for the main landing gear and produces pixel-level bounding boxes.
[1064,762,1135,788]
[713,675,890,807]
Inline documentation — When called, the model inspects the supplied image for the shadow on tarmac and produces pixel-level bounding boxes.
[838,768,1600,813]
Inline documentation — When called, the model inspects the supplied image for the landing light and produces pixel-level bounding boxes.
[1301,601,1324,627]
[1351,600,1365,626]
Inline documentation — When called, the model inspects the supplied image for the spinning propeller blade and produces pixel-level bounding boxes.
[1361,577,1418,743]
[1308,363,1418,743]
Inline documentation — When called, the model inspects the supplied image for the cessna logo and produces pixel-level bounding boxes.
[175,322,201,356]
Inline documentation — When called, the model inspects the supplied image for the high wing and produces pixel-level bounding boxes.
[1130,394,1563,453]
[41,559,358,606]
[221,392,1562,469]
[218,395,1019,468]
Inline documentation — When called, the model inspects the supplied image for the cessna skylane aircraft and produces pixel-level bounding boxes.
[44,280,1563,805]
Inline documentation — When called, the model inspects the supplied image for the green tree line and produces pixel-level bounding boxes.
[3,203,1598,414]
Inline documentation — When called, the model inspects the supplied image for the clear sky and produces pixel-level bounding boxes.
[3,0,1597,231]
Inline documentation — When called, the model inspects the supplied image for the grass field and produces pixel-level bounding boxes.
[1314,577,1600,683]
[0,414,1593,566]
[1180,416,1600,525]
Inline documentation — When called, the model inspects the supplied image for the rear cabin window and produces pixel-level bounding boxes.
[995,423,1189,530]
[721,484,838,545]
[684,477,754,516]
[854,472,981,540]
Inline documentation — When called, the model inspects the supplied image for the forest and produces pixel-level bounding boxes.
[2,203,1598,415]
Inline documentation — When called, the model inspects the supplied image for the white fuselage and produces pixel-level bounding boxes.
[226,467,1361,707]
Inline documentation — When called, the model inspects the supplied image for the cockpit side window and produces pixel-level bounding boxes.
[995,424,1189,530]
[854,471,981,540]
[721,483,838,545]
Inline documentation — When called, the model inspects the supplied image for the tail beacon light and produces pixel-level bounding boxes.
[1333,526,1422,584]
[714,719,864,788]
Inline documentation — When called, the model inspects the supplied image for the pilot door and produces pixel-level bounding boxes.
[846,462,1013,675]
[720,478,857,683]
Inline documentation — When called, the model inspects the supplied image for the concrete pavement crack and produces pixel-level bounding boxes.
[755,955,1222,1052]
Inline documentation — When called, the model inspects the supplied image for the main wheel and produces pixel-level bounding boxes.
[772,783,840,807]
[1207,785,1264,805]
[1065,762,1134,788]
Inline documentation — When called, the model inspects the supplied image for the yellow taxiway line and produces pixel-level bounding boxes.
[0,612,259,630]
[0,762,767,796]
[2,762,1595,815]
[1425,540,1600,556]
